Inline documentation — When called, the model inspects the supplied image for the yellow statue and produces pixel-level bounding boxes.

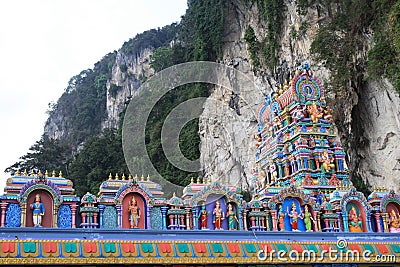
[320,150,335,173]
[388,209,400,233]
[128,196,140,228]
[348,206,362,232]
[307,101,323,123]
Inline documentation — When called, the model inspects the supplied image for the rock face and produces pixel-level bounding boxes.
[199,0,400,192]
[102,48,154,130]
[350,79,400,192]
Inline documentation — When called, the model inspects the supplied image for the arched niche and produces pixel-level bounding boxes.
[205,194,227,230]
[25,189,54,228]
[380,191,400,232]
[122,192,146,229]
[268,186,320,232]
[19,182,62,228]
[340,188,372,232]
[191,182,244,230]
[115,183,153,229]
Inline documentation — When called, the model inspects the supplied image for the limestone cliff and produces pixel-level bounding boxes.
[199,0,400,192]
[101,48,154,130]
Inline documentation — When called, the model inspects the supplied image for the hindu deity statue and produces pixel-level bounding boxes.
[199,203,209,230]
[226,203,238,230]
[213,200,224,230]
[323,105,333,122]
[287,202,303,231]
[30,194,45,227]
[388,209,400,233]
[128,196,140,228]
[307,101,323,124]
[320,150,335,173]
[348,206,363,232]
[277,205,285,231]
[303,205,314,232]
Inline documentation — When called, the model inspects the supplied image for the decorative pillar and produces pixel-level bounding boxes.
[53,204,59,228]
[317,212,321,232]
[146,206,152,229]
[239,207,245,231]
[70,203,77,228]
[342,212,349,232]
[98,205,105,228]
[116,205,122,228]
[191,207,198,230]
[374,212,382,232]
[160,206,168,230]
[20,203,26,227]
[265,211,270,231]
[94,213,98,226]
[185,207,191,230]
[1,202,8,227]
[82,213,87,224]
[313,213,318,231]
[336,212,342,232]
[366,211,372,232]
[382,213,389,232]
[271,210,277,231]
[239,208,248,231]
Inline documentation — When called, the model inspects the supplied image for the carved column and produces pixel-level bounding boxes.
[185,207,191,230]
[94,213,98,226]
[336,211,342,232]
[265,211,270,231]
[271,210,277,231]
[366,211,372,232]
[312,213,318,231]
[20,203,26,227]
[82,213,86,225]
[70,203,77,228]
[382,213,389,232]
[374,212,382,232]
[241,208,246,231]
[342,212,349,232]
[146,206,152,229]
[160,206,168,230]
[53,204,59,228]
[1,202,8,227]
[98,205,104,228]
[191,207,198,230]
[317,212,321,232]
[116,205,122,228]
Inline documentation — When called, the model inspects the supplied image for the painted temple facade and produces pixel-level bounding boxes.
[1,63,399,235]
[1,63,400,265]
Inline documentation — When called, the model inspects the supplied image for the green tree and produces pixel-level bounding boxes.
[5,137,70,175]
[68,128,128,196]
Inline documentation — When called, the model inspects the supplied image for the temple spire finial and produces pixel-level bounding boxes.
[52,170,56,177]
[58,170,63,178]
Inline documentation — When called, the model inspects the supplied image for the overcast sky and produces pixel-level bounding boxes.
[0,0,187,192]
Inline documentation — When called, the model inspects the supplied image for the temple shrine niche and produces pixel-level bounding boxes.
[1,170,79,228]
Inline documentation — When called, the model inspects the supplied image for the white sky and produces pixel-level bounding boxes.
[0,0,188,193]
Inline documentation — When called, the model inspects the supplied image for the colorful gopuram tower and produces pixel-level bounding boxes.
[252,62,357,232]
